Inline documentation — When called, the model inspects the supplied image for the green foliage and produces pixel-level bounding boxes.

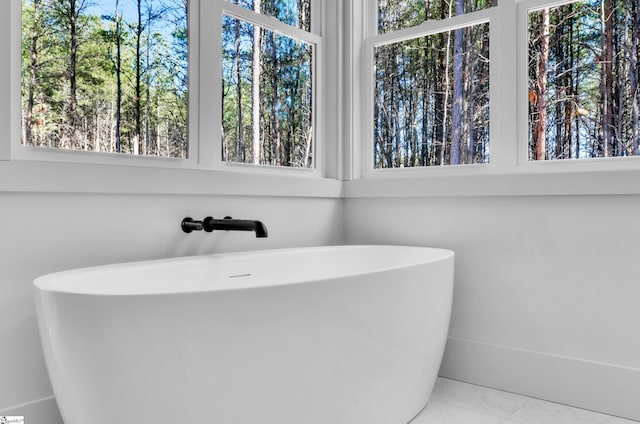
[21,0,188,157]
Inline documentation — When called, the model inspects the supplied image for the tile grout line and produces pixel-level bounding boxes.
[0,395,55,414]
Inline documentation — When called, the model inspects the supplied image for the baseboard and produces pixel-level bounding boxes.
[0,396,62,424]
[439,336,640,422]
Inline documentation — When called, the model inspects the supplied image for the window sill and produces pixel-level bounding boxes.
[0,160,342,198]
[344,168,640,198]
[4,159,640,198]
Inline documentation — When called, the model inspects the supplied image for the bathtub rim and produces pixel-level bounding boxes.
[33,244,455,297]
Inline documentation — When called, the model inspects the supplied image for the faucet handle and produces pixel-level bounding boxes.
[202,216,214,232]
[181,217,203,233]
[202,216,234,232]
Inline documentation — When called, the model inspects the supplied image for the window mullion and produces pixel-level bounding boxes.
[365,0,377,39]
[188,0,202,166]
[199,0,222,168]
[222,2,321,45]
[516,0,531,167]
[489,2,518,173]
[371,8,493,47]
[340,0,367,180]
[6,0,20,161]
[311,0,322,35]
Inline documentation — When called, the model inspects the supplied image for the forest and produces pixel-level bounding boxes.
[374,0,492,168]
[21,0,188,158]
[222,0,314,168]
[529,0,640,161]
[24,0,637,166]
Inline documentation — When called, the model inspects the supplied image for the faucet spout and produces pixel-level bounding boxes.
[203,216,268,238]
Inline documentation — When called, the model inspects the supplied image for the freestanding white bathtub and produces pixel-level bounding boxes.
[34,245,454,424]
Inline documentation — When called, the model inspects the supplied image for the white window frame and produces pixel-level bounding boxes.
[358,2,501,179]
[204,0,324,175]
[516,0,640,173]
[3,0,328,179]
[352,0,640,183]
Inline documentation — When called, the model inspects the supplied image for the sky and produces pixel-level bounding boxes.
[86,0,147,23]
[83,0,184,41]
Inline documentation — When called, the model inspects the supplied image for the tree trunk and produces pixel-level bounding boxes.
[602,0,614,157]
[433,41,444,165]
[145,5,151,154]
[271,32,281,166]
[304,125,312,167]
[25,0,42,147]
[632,0,640,155]
[94,111,101,151]
[392,58,401,168]
[565,8,574,159]
[115,0,123,153]
[134,0,144,155]
[440,1,454,164]
[68,0,78,149]
[466,15,477,164]
[554,12,564,159]
[234,16,244,162]
[534,8,550,160]
[156,94,162,154]
[252,0,261,164]
[450,0,465,165]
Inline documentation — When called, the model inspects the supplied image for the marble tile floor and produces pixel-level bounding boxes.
[411,378,639,424]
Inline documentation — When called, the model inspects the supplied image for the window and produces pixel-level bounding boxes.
[369,0,492,169]
[17,0,322,172]
[361,0,640,178]
[221,2,315,168]
[21,0,189,158]
[528,0,640,161]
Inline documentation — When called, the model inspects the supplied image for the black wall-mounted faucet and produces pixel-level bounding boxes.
[181,216,268,238]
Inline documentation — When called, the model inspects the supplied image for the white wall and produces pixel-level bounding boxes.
[0,192,344,421]
[344,194,640,421]
[6,192,640,422]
